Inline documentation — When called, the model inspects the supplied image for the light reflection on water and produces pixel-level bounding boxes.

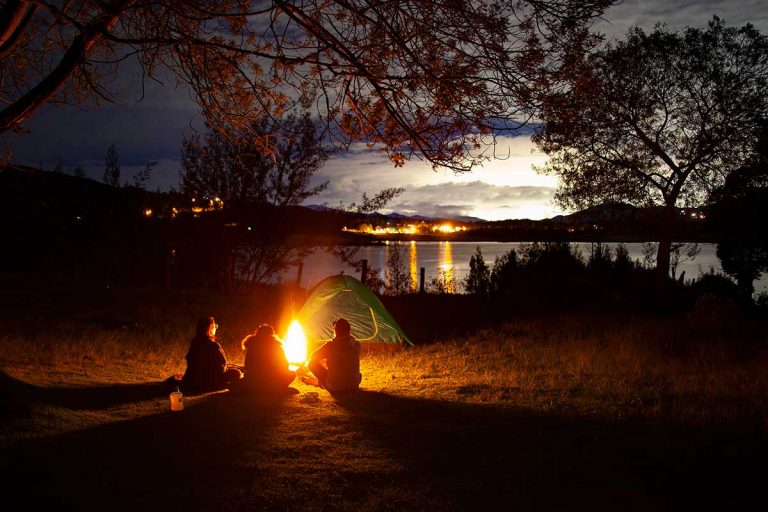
[409,241,419,293]
[438,241,455,293]
[285,241,767,295]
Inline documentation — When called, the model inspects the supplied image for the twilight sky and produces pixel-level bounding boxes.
[4,1,768,220]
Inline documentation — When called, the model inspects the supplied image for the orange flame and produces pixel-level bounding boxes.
[283,320,307,371]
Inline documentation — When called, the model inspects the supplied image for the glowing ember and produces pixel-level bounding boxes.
[283,320,307,371]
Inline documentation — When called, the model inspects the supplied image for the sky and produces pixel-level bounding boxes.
[4,0,768,221]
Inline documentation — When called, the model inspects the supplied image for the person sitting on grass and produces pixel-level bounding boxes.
[181,316,242,394]
[232,324,296,394]
[303,318,361,392]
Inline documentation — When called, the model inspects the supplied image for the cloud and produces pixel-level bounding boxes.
[308,136,560,220]
[384,181,558,220]
[596,0,768,40]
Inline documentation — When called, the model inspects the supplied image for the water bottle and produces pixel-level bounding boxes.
[170,386,184,411]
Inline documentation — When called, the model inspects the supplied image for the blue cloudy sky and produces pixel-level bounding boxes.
[4,0,768,220]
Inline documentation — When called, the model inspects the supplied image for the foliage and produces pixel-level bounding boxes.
[533,17,768,287]
[130,161,156,190]
[103,144,120,186]
[586,242,612,275]
[427,271,456,295]
[179,112,330,290]
[464,246,491,295]
[342,188,406,215]
[487,242,663,307]
[384,243,410,296]
[709,125,768,297]
[489,242,585,304]
[687,271,747,309]
[0,1,613,171]
[669,243,700,281]
[181,112,329,208]
[362,265,385,296]
[716,243,768,297]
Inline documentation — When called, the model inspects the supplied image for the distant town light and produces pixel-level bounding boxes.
[344,221,468,236]
[143,208,153,217]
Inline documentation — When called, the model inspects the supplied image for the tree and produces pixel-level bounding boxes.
[669,243,699,282]
[130,160,156,190]
[179,112,330,289]
[465,246,490,295]
[533,18,768,293]
[710,128,768,297]
[0,1,612,171]
[181,112,329,207]
[103,144,120,186]
[384,243,409,296]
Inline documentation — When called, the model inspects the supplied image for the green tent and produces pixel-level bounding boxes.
[297,274,413,349]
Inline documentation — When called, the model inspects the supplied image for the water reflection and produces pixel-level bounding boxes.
[409,241,418,293]
[439,241,455,293]
[384,241,392,290]
[289,242,765,296]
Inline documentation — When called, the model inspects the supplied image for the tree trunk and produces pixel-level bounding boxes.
[655,204,676,296]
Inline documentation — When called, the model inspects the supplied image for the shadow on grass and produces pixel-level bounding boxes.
[0,369,170,413]
[0,381,766,511]
[332,391,767,511]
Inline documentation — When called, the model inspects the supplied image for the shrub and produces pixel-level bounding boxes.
[464,246,491,295]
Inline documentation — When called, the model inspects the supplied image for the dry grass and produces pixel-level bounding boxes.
[1,285,767,510]
[363,315,768,426]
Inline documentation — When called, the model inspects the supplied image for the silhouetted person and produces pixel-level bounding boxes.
[233,324,295,393]
[181,316,241,394]
[305,318,361,392]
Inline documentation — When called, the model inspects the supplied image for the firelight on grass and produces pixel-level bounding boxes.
[283,320,308,371]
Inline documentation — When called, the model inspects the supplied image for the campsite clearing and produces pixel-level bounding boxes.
[1,284,767,510]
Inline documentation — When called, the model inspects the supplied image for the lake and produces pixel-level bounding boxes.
[284,241,767,295]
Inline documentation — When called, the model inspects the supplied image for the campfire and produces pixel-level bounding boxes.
[282,320,308,371]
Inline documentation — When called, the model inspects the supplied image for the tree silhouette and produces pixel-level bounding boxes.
[129,161,156,190]
[384,243,409,296]
[103,144,120,186]
[0,1,612,171]
[465,246,491,295]
[533,18,768,293]
[710,126,768,297]
[181,112,329,207]
[178,112,330,290]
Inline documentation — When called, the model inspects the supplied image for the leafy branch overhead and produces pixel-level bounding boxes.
[0,1,613,171]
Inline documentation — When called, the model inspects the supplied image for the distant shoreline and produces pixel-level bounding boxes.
[327,232,716,246]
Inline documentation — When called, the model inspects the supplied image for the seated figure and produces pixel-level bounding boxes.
[306,318,361,392]
[238,324,295,393]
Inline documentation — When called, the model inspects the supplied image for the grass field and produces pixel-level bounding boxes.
[1,282,767,511]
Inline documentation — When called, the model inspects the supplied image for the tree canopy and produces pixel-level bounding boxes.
[710,123,768,296]
[180,112,328,208]
[0,0,613,171]
[533,17,768,288]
